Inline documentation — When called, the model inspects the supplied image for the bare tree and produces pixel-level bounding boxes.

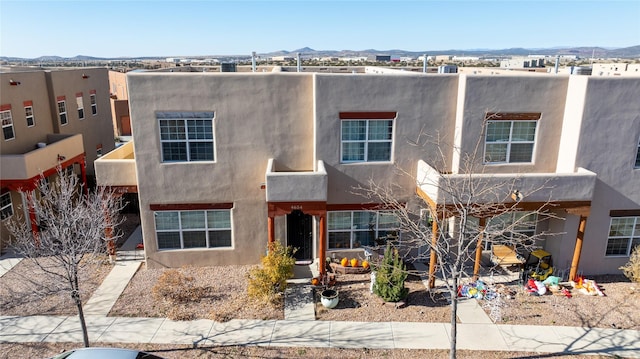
[357,122,559,359]
[5,167,124,347]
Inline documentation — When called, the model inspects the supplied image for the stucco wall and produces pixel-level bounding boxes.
[47,68,115,175]
[456,75,569,174]
[573,77,640,274]
[0,72,54,154]
[127,72,315,268]
[314,74,459,204]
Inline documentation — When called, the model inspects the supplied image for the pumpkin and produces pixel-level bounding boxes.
[362,260,370,269]
[311,277,320,286]
[350,258,358,267]
[341,257,349,267]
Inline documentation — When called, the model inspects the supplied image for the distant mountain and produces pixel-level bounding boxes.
[2,46,639,62]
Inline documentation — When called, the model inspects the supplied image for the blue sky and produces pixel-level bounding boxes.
[1,0,639,58]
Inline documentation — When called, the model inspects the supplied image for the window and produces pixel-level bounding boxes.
[25,106,35,127]
[58,101,67,125]
[158,112,215,162]
[635,137,640,168]
[1,109,15,140]
[90,94,97,115]
[484,113,540,164]
[341,120,393,162]
[487,211,537,244]
[0,192,13,220]
[76,94,84,120]
[606,217,640,256]
[154,210,232,249]
[328,211,399,249]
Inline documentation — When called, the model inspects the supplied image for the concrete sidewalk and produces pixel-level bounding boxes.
[0,315,638,357]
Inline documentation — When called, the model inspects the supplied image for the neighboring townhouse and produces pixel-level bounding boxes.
[0,68,114,253]
[95,71,640,280]
[108,70,131,138]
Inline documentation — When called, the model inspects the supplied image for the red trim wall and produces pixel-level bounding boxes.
[339,112,397,120]
[150,203,234,211]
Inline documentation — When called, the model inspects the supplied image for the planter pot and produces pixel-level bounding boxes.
[320,289,339,309]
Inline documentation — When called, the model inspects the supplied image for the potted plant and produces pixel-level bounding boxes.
[320,289,339,309]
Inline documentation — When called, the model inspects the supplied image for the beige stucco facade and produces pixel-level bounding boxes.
[99,71,640,277]
[0,68,114,252]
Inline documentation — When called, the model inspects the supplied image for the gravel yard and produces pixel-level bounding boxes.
[0,256,113,316]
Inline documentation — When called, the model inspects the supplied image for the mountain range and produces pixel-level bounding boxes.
[2,45,639,62]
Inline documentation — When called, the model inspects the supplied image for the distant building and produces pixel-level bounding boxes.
[367,55,392,62]
[501,57,546,69]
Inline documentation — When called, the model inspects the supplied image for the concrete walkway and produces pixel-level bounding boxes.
[0,254,22,278]
[0,315,638,357]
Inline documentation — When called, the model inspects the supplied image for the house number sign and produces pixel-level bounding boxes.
[291,204,303,210]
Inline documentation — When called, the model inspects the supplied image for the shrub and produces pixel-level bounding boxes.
[247,241,296,304]
[374,243,408,302]
[152,269,205,304]
[620,247,640,283]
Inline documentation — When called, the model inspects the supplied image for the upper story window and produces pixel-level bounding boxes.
[25,102,35,127]
[340,112,396,163]
[484,112,540,164]
[158,111,215,162]
[0,191,13,220]
[154,209,232,249]
[328,210,399,249]
[76,93,84,120]
[1,107,15,141]
[57,98,68,125]
[90,92,97,115]
[606,216,640,256]
[635,136,640,169]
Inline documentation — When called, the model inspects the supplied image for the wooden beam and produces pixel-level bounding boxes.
[569,216,588,281]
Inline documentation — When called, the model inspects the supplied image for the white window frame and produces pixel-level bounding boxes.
[0,192,13,220]
[154,209,232,250]
[158,112,215,163]
[90,94,97,115]
[25,106,35,127]
[484,120,538,164]
[341,119,394,163]
[1,110,15,141]
[635,136,640,169]
[606,216,640,257]
[57,101,68,125]
[327,210,400,249]
[76,95,85,120]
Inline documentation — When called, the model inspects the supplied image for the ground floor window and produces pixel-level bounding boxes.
[154,209,231,249]
[606,216,640,256]
[486,211,537,243]
[328,210,399,249]
[0,191,13,220]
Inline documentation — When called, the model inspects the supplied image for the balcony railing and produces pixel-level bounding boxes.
[265,158,328,202]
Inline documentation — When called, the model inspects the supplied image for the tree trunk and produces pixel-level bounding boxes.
[72,275,90,347]
[449,275,458,359]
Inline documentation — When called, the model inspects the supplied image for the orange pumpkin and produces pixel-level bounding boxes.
[350,258,358,267]
[341,257,349,267]
[311,277,320,286]
[362,260,370,269]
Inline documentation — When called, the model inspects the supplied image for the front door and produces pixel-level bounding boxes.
[287,210,312,261]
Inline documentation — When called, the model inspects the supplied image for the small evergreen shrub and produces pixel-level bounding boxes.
[247,241,296,304]
[374,243,409,302]
[620,246,640,283]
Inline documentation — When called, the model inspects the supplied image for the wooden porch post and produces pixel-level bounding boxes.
[79,155,88,196]
[267,216,275,244]
[473,217,486,280]
[569,215,587,281]
[428,219,439,288]
[25,190,39,244]
[319,214,326,277]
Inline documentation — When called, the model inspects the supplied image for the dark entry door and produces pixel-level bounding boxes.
[287,210,312,261]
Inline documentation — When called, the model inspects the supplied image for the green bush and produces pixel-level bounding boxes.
[247,241,296,304]
[374,243,408,302]
[620,246,640,283]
